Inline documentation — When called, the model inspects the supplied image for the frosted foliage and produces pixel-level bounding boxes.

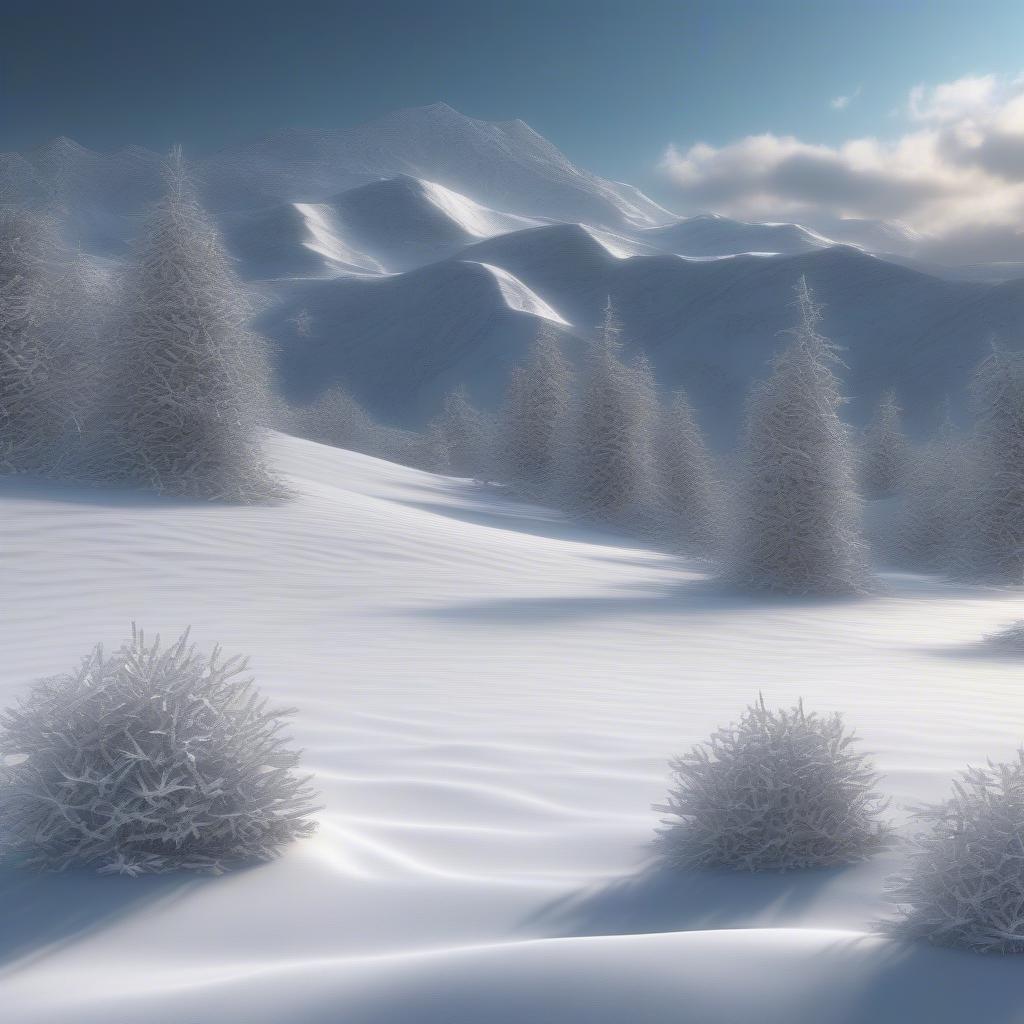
[430,386,492,479]
[887,753,1024,953]
[900,410,965,571]
[728,277,867,594]
[967,346,1024,582]
[499,323,572,499]
[0,627,317,875]
[0,209,105,476]
[862,390,909,498]
[282,387,424,468]
[657,698,890,871]
[657,389,725,554]
[109,151,278,501]
[564,300,659,527]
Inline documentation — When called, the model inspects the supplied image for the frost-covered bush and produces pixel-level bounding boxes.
[887,753,1024,953]
[0,627,317,875]
[657,697,890,871]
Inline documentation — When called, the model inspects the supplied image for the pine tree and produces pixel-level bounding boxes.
[107,150,278,500]
[0,211,98,475]
[727,277,867,594]
[861,390,909,498]
[562,299,659,528]
[965,344,1024,582]
[657,389,725,555]
[429,386,492,480]
[498,322,572,499]
[899,402,965,571]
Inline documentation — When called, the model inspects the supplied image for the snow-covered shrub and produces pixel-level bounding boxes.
[105,149,279,501]
[0,626,317,875]
[657,697,890,871]
[727,277,867,594]
[887,753,1024,953]
[861,390,909,498]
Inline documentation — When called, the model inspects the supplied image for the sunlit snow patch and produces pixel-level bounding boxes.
[474,261,569,325]
[418,178,541,239]
[294,202,387,275]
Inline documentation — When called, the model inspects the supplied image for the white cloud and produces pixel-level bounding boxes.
[830,86,861,111]
[660,73,1024,257]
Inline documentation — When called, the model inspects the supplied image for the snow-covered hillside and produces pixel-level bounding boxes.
[2,434,1024,1023]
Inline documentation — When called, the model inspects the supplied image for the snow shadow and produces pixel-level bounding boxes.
[0,864,202,971]
[834,938,1024,1023]
[526,861,842,938]
[397,495,649,548]
[415,576,861,625]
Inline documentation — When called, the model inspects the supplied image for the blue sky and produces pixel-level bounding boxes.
[5,0,1024,237]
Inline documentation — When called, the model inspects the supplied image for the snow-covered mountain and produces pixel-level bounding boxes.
[265,234,1017,443]
[637,214,834,258]
[223,175,542,279]
[5,101,1023,442]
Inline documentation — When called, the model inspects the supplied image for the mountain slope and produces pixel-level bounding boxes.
[201,103,675,228]
[265,235,1005,442]
[637,213,834,257]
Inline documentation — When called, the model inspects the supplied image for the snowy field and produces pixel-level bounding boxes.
[2,432,1024,1022]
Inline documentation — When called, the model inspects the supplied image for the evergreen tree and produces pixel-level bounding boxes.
[899,402,965,571]
[861,390,909,498]
[498,323,572,498]
[0,209,107,478]
[429,386,492,480]
[727,277,867,594]
[965,344,1024,582]
[657,389,725,555]
[107,150,278,500]
[562,299,659,528]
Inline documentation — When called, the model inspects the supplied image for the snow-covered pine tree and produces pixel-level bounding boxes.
[498,322,572,499]
[429,386,493,480]
[861,390,910,498]
[562,298,659,529]
[107,149,279,501]
[899,401,965,572]
[727,277,867,594]
[965,343,1024,582]
[0,209,100,476]
[656,388,725,555]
